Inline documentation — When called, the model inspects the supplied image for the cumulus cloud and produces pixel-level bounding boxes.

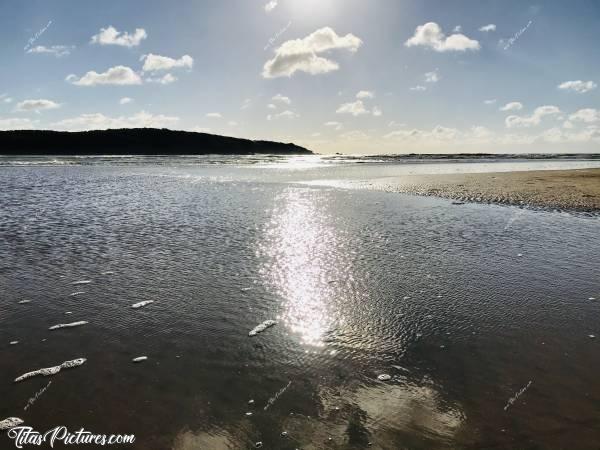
[405,22,480,52]
[66,66,142,86]
[505,105,560,128]
[91,26,147,47]
[424,70,440,83]
[356,90,374,99]
[267,110,299,120]
[141,54,193,73]
[267,103,277,110]
[262,27,362,78]
[500,101,523,111]
[569,108,599,123]
[557,80,597,94]
[479,24,496,32]
[119,97,133,105]
[272,94,291,104]
[206,112,223,118]
[27,45,74,57]
[264,0,278,12]
[146,73,178,84]
[15,99,61,113]
[51,111,179,131]
[372,106,383,117]
[1,94,14,103]
[453,25,462,33]
[336,100,369,116]
[0,117,38,130]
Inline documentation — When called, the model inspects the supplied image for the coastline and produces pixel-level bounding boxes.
[364,168,600,211]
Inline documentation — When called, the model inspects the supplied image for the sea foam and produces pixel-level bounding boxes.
[131,300,154,309]
[14,358,87,383]
[0,417,23,430]
[249,320,276,336]
[49,321,88,330]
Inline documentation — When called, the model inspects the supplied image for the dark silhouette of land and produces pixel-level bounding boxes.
[0,128,312,155]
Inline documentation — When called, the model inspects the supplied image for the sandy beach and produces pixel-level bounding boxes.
[365,168,600,211]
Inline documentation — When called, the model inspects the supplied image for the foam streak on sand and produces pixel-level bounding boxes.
[14,358,86,383]
[48,321,88,330]
[0,417,23,431]
[131,300,154,309]
[249,320,277,336]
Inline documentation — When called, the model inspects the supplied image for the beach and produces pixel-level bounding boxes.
[362,168,600,211]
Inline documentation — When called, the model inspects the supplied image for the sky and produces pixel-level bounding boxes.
[1,0,599,154]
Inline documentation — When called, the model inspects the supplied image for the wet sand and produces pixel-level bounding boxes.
[367,168,600,211]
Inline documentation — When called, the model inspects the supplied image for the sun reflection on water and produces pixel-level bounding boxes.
[259,188,344,347]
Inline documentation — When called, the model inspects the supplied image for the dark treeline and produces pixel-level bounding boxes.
[0,128,312,155]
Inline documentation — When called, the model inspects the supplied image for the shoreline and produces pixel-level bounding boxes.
[363,168,600,212]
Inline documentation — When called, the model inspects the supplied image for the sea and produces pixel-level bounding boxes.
[1,155,600,449]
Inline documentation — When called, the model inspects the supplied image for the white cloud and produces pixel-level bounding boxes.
[146,73,178,84]
[0,94,13,103]
[324,121,343,130]
[424,70,440,83]
[569,108,600,123]
[557,80,597,94]
[141,54,193,72]
[264,0,278,12]
[505,105,560,128]
[206,112,223,118]
[15,99,61,113]
[27,45,74,57]
[228,121,238,127]
[262,27,362,78]
[340,130,369,140]
[453,25,462,33]
[500,101,523,111]
[372,106,382,117]
[267,103,277,110]
[405,22,480,52]
[479,24,496,32]
[66,66,142,86]
[336,100,369,116]
[0,117,38,130]
[267,110,299,120]
[90,26,147,47]
[190,126,211,133]
[119,97,133,105]
[272,94,291,104]
[388,121,405,128]
[240,98,252,110]
[410,85,426,91]
[356,90,374,99]
[51,111,179,131]
[484,99,497,105]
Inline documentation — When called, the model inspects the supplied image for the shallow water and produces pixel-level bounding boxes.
[1,158,599,449]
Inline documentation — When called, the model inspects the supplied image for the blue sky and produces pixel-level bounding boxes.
[1,0,599,153]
